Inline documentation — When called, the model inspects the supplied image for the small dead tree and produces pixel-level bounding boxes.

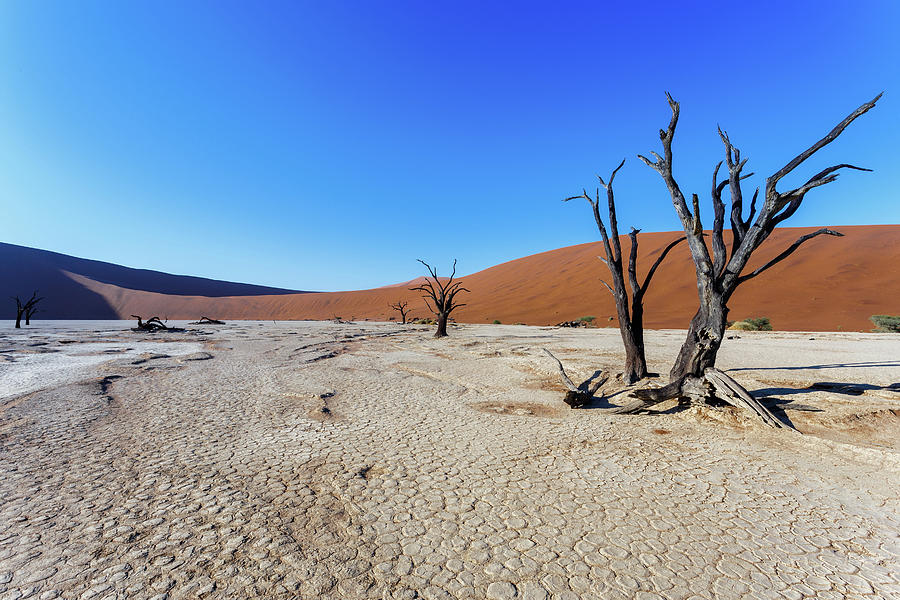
[621,92,881,422]
[25,301,39,325]
[389,300,410,324]
[564,159,686,383]
[411,259,469,338]
[12,292,42,329]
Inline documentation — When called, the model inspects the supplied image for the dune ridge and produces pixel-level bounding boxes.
[49,225,900,331]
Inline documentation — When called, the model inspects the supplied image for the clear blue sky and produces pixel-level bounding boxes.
[1,1,897,291]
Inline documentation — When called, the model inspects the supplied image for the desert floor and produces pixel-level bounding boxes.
[0,321,898,600]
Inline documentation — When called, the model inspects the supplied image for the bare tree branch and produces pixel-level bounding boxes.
[737,228,844,283]
[542,348,579,392]
[599,279,615,296]
[599,159,627,264]
[627,227,640,300]
[766,93,881,195]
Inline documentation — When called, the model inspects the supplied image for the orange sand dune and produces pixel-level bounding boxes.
[67,225,899,331]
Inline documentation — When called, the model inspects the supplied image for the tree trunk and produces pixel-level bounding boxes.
[669,294,729,381]
[434,313,449,338]
[623,296,649,383]
[15,315,21,328]
[25,315,30,326]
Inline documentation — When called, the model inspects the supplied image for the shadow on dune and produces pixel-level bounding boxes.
[0,242,306,319]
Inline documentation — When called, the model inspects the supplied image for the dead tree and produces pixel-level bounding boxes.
[132,315,170,332]
[25,300,40,325]
[12,292,42,329]
[411,259,469,338]
[619,92,881,421]
[389,300,410,324]
[565,159,686,383]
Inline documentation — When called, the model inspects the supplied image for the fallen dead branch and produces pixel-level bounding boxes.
[131,315,184,333]
[542,349,608,408]
[191,316,226,325]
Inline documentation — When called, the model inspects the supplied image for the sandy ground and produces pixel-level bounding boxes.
[0,320,898,599]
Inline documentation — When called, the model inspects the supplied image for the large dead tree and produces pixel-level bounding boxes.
[620,92,881,418]
[411,260,469,338]
[389,300,410,324]
[13,292,42,329]
[565,159,686,383]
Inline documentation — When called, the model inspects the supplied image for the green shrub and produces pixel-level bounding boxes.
[729,317,772,331]
[492,319,502,324]
[870,315,900,332]
[578,316,596,323]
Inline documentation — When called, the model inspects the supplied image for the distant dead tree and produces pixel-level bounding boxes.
[619,92,881,423]
[411,259,469,338]
[12,292,42,329]
[564,159,686,384]
[132,315,170,332]
[25,299,40,325]
[389,300,410,324]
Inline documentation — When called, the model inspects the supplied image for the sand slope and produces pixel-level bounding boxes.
[61,225,900,331]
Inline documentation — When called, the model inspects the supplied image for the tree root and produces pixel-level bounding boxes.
[545,349,788,428]
[629,368,786,428]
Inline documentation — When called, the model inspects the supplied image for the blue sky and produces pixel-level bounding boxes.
[1,1,897,291]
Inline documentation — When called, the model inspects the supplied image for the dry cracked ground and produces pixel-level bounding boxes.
[1,321,898,599]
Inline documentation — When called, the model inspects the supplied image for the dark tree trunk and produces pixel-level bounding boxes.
[624,294,648,383]
[618,302,646,384]
[434,313,449,338]
[565,164,685,385]
[668,303,728,381]
[15,315,22,328]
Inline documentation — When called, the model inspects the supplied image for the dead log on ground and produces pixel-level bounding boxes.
[191,316,226,325]
[131,315,184,332]
[543,349,608,408]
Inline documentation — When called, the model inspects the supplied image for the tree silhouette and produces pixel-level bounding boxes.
[389,300,410,324]
[625,92,881,421]
[565,159,686,383]
[12,292,42,329]
[411,260,469,338]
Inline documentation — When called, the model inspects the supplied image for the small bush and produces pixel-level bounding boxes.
[729,317,772,331]
[492,319,502,324]
[578,316,596,323]
[870,315,900,332]
[514,322,525,326]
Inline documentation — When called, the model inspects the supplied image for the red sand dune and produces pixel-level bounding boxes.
[62,225,899,332]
